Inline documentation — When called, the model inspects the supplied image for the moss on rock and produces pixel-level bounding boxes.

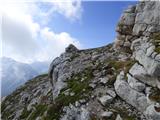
[108,59,136,74]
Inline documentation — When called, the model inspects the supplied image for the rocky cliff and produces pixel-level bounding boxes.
[1,1,160,120]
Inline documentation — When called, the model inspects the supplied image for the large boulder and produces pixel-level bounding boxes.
[129,63,160,89]
[65,44,79,53]
[114,71,150,112]
[114,71,160,119]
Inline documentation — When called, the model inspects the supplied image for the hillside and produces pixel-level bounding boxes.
[1,1,160,120]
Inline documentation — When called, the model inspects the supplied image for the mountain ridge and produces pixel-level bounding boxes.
[1,1,160,120]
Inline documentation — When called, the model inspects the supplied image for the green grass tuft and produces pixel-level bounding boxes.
[20,107,31,119]
[151,32,160,53]
[108,59,136,74]
[43,67,94,119]
[28,104,48,120]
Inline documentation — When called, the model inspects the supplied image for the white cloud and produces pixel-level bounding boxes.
[2,9,41,62]
[39,27,81,61]
[52,0,82,21]
[1,0,82,63]
[1,0,82,23]
[32,0,82,24]
[2,13,40,51]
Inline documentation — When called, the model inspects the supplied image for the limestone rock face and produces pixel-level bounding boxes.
[114,1,160,51]
[133,1,160,36]
[114,1,160,120]
[131,37,160,77]
[114,71,150,112]
[2,1,160,120]
[65,44,79,53]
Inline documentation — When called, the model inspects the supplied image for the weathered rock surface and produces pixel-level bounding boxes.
[98,95,114,106]
[114,71,150,112]
[114,1,160,120]
[2,1,160,120]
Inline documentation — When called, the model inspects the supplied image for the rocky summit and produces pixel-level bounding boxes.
[1,1,160,120]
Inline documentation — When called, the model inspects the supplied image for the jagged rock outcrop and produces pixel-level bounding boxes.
[65,44,79,53]
[114,1,160,120]
[1,1,160,120]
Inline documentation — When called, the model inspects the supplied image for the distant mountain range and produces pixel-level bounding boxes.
[0,57,49,97]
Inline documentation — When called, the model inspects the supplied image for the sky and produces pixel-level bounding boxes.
[1,0,137,63]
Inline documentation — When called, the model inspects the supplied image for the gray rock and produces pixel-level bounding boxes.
[131,37,160,78]
[134,49,160,77]
[144,104,160,120]
[99,77,109,84]
[145,87,152,95]
[79,99,87,104]
[70,92,75,96]
[106,89,116,98]
[114,71,149,112]
[61,106,90,120]
[119,13,136,26]
[116,114,123,120]
[129,63,160,89]
[36,117,41,120]
[27,98,40,111]
[65,44,79,53]
[20,93,30,104]
[98,95,113,106]
[80,107,90,120]
[146,45,155,57]
[133,1,160,36]
[127,73,146,92]
[2,2,160,120]
[14,109,23,120]
[123,41,131,47]
[155,54,160,62]
[100,111,113,118]
[89,83,96,89]
[75,101,80,107]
